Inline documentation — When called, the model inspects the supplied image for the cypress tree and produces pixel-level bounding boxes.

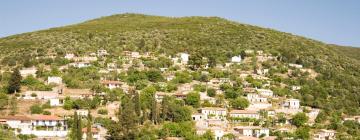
[71,111,82,140]
[76,113,82,140]
[8,68,22,94]
[119,95,138,139]
[151,95,158,124]
[86,110,93,140]
[133,90,141,121]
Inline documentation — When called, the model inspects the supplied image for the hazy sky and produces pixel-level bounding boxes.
[1,0,359,47]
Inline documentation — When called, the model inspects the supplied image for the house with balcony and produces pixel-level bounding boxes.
[200,107,227,119]
[20,67,37,77]
[1,115,68,137]
[229,110,260,120]
[234,126,270,138]
[282,99,300,109]
[256,89,273,97]
[313,129,336,140]
[231,55,242,63]
[47,76,62,85]
[101,80,122,89]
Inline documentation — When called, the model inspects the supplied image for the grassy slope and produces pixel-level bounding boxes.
[0,13,359,113]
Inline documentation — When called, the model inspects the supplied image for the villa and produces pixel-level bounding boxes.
[230,110,260,120]
[101,80,122,89]
[200,107,227,119]
[0,115,67,137]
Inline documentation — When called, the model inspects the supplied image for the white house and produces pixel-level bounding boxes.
[1,115,68,137]
[195,118,227,140]
[131,52,141,58]
[101,80,122,89]
[31,115,66,128]
[196,127,224,140]
[231,55,242,63]
[247,93,268,103]
[70,62,91,68]
[234,126,270,138]
[50,98,64,106]
[22,90,59,100]
[282,99,300,109]
[192,113,205,121]
[179,53,189,65]
[343,116,360,123]
[20,67,37,77]
[47,76,62,85]
[289,63,303,69]
[0,116,32,130]
[212,127,225,140]
[76,56,98,62]
[256,69,269,75]
[313,129,336,140]
[229,110,260,120]
[200,107,227,119]
[65,53,75,60]
[256,89,273,97]
[76,109,89,117]
[291,86,301,91]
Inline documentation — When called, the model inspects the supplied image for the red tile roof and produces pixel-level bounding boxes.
[230,110,258,114]
[31,115,63,121]
[0,116,32,121]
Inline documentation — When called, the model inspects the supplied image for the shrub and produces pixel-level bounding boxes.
[97,109,108,115]
[31,93,37,97]
[30,104,43,114]
[43,111,51,115]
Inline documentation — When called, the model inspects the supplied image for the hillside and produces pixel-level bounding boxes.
[0,13,360,114]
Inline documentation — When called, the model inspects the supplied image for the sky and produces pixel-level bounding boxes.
[1,0,360,47]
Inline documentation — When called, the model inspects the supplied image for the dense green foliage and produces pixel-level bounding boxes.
[292,112,309,127]
[70,111,83,140]
[7,68,21,93]
[1,13,360,139]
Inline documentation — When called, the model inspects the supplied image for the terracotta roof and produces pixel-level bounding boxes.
[230,110,258,114]
[101,80,122,84]
[25,91,59,97]
[237,136,260,140]
[31,115,63,121]
[201,107,226,111]
[263,136,277,140]
[82,127,99,133]
[63,88,92,96]
[234,126,263,130]
[0,116,32,121]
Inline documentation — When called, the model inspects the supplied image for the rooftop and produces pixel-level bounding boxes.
[230,110,258,114]
[31,115,63,121]
[201,107,226,111]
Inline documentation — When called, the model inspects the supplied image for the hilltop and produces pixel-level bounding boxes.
[0,13,360,139]
[1,13,359,106]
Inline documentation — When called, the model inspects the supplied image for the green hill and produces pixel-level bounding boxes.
[0,13,360,115]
